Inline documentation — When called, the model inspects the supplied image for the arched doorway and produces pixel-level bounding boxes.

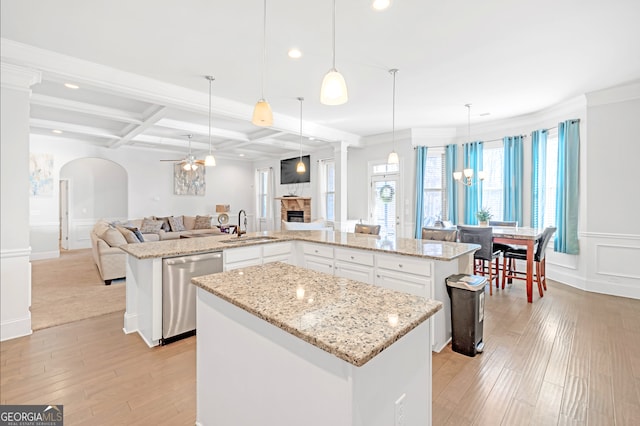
[59,158,128,250]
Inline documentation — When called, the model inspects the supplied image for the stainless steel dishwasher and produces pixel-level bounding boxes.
[161,251,223,344]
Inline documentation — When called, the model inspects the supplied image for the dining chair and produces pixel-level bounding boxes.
[501,226,557,297]
[421,227,458,242]
[354,223,381,235]
[488,220,519,272]
[457,226,501,295]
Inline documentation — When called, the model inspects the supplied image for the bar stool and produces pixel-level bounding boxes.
[421,227,458,242]
[354,223,381,235]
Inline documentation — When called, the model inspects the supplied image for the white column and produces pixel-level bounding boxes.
[333,141,349,231]
[1,63,41,341]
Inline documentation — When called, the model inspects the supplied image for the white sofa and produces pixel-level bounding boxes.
[91,216,225,284]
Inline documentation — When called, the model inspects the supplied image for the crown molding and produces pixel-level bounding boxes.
[585,79,640,107]
[0,62,41,91]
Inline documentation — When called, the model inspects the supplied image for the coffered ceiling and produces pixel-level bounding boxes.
[2,0,639,161]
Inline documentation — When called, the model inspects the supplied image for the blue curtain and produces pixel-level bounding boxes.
[503,136,523,226]
[463,141,483,224]
[414,146,428,238]
[530,129,547,228]
[445,144,458,225]
[555,119,580,254]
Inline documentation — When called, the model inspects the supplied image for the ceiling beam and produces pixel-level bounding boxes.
[155,118,249,142]
[30,118,119,139]
[31,93,144,124]
[109,106,166,149]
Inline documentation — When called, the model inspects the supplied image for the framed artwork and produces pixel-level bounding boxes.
[174,164,206,196]
[29,153,54,197]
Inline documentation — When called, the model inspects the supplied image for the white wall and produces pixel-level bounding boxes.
[29,135,256,256]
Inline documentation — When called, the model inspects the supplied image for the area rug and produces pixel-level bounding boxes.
[30,249,125,330]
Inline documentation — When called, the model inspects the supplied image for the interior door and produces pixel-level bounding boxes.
[370,174,399,237]
[59,179,69,250]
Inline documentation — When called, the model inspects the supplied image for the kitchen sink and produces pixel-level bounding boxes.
[221,236,279,245]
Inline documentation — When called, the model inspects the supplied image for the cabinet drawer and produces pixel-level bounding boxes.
[224,246,262,264]
[262,242,291,257]
[375,269,432,299]
[302,243,334,259]
[335,248,374,266]
[376,254,432,276]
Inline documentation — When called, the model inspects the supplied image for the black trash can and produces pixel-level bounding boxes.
[446,274,487,357]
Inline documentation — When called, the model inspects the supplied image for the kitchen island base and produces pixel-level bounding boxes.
[196,287,432,426]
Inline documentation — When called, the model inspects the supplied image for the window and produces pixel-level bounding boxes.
[256,168,270,220]
[319,160,336,222]
[543,130,558,228]
[370,161,399,237]
[422,149,447,227]
[482,143,504,221]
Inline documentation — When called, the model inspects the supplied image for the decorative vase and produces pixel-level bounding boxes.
[479,221,488,227]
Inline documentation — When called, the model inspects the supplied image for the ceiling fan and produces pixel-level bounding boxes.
[160,134,205,171]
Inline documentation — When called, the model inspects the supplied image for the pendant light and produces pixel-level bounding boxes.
[453,104,485,185]
[204,75,216,167]
[387,69,399,164]
[296,97,306,174]
[320,0,348,105]
[252,0,273,126]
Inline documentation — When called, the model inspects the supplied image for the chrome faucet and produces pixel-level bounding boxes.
[237,209,247,237]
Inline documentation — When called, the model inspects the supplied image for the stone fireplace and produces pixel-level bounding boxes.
[277,197,311,223]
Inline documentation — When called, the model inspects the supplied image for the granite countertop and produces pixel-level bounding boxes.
[192,262,442,367]
[120,230,479,261]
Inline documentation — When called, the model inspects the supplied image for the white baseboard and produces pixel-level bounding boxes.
[122,312,138,335]
[30,250,59,261]
[0,314,32,341]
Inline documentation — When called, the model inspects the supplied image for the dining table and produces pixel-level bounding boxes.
[491,226,544,303]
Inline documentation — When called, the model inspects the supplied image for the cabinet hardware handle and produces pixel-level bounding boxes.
[399,264,403,268]
[350,256,354,259]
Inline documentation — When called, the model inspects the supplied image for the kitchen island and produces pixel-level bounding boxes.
[192,262,442,426]
[120,230,478,350]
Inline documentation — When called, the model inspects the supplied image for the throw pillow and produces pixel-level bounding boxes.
[153,216,172,231]
[194,215,212,229]
[168,215,186,232]
[125,226,145,242]
[140,218,164,233]
[116,225,140,244]
[100,227,127,247]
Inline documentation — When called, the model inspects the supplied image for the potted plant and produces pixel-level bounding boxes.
[476,207,492,226]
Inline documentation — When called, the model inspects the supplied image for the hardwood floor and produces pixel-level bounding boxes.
[1,280,639,425]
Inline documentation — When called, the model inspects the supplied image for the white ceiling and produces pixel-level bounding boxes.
[2,0,639,161]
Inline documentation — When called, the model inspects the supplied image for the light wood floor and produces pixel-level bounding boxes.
[1,280,639,425]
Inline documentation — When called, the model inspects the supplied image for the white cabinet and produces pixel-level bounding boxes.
[302,243,334,274]
[224,246,262,271]
[334,247,375,284]
[262,242,293,265]
[375,253,433,299]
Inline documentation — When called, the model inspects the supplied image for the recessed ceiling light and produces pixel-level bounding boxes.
[308,137,315,141]
[52,129,63,134]
[239,153,245,157]
[479,112,491,117]
[372,0,391,11]
[64,83,80,89]
[288,48,302,59]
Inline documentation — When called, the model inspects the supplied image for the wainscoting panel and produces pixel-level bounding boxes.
[1,248,32,341]
[69,219,96,250]
[585,232,640,300]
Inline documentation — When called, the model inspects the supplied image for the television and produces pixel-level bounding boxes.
[280,155,310,184]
